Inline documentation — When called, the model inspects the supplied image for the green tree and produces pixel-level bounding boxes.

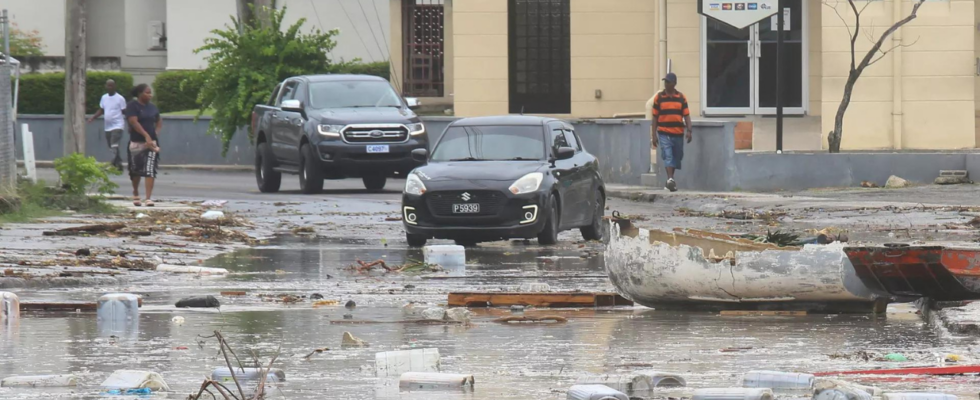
[194,6,349,154]
[7,24,45,57]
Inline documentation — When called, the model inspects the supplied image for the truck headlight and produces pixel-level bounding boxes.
[405,173,427,196]
[509,172,543,194]
[407,123,425,136]
[317,124,344,137]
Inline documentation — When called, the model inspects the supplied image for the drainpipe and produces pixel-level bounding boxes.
[892,0,904,150]
[659,0,668,81]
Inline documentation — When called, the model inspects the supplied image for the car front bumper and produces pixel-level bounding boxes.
[314,137,427,176]
[402,190,550,240]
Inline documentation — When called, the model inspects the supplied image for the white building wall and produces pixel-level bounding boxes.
[4,0,67,57]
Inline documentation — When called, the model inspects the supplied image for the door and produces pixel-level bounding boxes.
[561,127,589,227]
[548,123,575,228]
[508,0,571,114]
[281,84,307,162]
[272,80,299,161]
[702,0,806,116]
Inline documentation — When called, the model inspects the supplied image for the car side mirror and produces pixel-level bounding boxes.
[405,97,421,109]
[411,148,428,163]
[556,147,575,161]
[281,99,304,113]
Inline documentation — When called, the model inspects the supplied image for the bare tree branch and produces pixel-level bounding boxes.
[847,0,861,72]
[867,36,921,67]
[251,344,282,400]
[214,331,248,400]
[823,1,854,59]
[854,0,926,74]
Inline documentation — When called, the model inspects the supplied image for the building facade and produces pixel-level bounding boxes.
[389,0,980,151]
[5,0,388,84]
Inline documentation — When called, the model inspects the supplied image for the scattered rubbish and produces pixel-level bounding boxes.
[721,311,807,317]
[175,295,220,308]
[945,354,963,363]
[135,213,147,219]
[43,223,126,236]
[814,381,872,400]
[343,313,353,320]
[100,370,171,392]
[885,175,910,188]
[105,388,152,395]
[97,293,140,326]
[510,305,525,313]
[211,367,284,396]
[720,346,755,353]
[171,316,185,325]
[313,300,340,308]
[156,264,229,275]
[819,380,881,397]
[883,353,908,362]
[201,210,225,220]
[444,308,472,324]
[341,332,369,348]
[345,300,356,310]
[494,315,568,324]
[385,216,403,222]
[967,217,980,228]
[448,292,633,308]
[882,393,958,400]
[423,245,465,267]
[201,200,228,207]
[575,371,686,394]
[860,181,879,188]
[828,351,878,362]
[220,291,247,296]
[291,226,316,235]
[814,365,980,376]
[694,388,774,400]
[75,248,91,256]
[376,348,441,377]
[519,282,551,292]
[20,301,100,312]
[422,307,447,320]
[567,384,629,400]
[174,346,188,350]
[310,293,325,300]
[348,259,442,274]
[303,347,330,359]
[399,372,474,391]
[332,319,463,326]
[1,374,78,388]
[1,291,20,322]
[741,371,814,391]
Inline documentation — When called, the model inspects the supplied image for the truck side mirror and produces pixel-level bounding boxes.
[411,148,428,162]
[281,99,304,113]
[405,98,421,109]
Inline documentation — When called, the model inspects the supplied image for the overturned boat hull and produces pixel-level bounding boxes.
[605,225,889,313]
[845,246,980,302]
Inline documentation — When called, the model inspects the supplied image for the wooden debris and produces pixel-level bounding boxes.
[302,347,329,360]
[720,310,807,316]
[448,292,633,308]
[493,315,568,324]
[42,223,125,236]
[21,298,143,312]
[720,346,755,353]
[220,291,247,297]
[330,319,464,325]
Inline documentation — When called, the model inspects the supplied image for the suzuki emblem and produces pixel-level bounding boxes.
[460,192,472,202]
[369,130,385,138]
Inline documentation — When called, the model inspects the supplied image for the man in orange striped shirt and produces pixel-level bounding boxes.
[651,73,693,192]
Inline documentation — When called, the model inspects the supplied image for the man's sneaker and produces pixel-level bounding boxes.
[665,178,677,192]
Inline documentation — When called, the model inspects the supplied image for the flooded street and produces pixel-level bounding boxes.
[3,236,979,399]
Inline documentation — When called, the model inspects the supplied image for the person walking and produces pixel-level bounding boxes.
[88,79,127,170]
[651,72,693,192]
[124,84,162,207]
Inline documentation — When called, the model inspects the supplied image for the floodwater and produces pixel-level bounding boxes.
[2,237,979,399]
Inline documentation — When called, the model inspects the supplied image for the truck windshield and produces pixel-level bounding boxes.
[308,80,403,109]
[431,126,546,162]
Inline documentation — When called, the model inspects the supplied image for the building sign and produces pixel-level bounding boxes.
[698,1,780,29]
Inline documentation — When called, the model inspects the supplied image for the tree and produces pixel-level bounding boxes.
[236,0,276,31]
[824,0,925,153]
[194,7,350,153]
[8,24,44,57]
[63,0,87,156]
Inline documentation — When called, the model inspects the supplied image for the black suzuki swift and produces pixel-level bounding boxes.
[401,116,606,247]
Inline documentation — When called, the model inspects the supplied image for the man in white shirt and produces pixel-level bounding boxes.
[88,79,128,170]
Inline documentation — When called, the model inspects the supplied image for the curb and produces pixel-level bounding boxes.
[19,160,253,172]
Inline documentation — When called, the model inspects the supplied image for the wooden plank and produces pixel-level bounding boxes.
[20,298,143,312]
[448,292,632,308]
[720,310,807,316]
[220,291,247,296]
[814,365,980,377]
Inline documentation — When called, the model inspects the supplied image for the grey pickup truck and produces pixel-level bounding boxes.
[251,74,429,194]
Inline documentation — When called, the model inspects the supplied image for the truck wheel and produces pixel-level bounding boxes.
[407,234,427,247]
[580,190,605,241]
[255,143,281,193]
[537,195,559,246]
[363,175,387,192]
[299,144,324,194]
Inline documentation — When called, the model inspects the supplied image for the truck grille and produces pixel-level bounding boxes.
[343,125,409,143]
[426,191,507,217]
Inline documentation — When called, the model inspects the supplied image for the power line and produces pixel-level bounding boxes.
[368,0,401,92]
[335,0,377,62]
[355,0,401,92]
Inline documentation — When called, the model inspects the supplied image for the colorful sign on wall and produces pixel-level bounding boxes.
[698,1,780,29]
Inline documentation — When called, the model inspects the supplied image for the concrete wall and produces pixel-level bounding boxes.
[87,0,127,60]
[452,0,509,116]
[166,0,236,70]
[4,1,66,57]
[655,121,737,191]
[968,153,980,182]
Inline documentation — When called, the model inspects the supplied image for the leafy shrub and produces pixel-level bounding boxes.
[16,71,134,114]
[332,61,390,80]
[53,153,120,195]
[153,70,203,113]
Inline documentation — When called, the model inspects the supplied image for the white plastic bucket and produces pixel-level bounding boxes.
[567,384,629,400]
[741,370,814,391]
[423,245,465,267]
[1,292,19,322]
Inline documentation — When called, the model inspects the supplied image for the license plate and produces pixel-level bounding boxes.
[453,203,480,214]
[366,145,390,154]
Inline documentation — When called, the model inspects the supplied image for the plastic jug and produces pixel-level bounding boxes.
[97,293,139,336]
[693,388,774,400]
[883,393,958,400]
[1,291,19,322]
[741,370,814,391]
[567,385,629,400]
[423,245,465,267]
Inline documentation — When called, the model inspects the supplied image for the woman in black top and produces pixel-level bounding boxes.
[124,84,162,207]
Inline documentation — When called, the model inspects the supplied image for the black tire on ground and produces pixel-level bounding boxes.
[299,144,324,194]
[363,175,387,192]
[580,190,606,241]
[255,142,281,193]
[537,195,559,245]
[407,234,427,247]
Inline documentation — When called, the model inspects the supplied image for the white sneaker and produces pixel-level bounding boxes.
[666,178,677,192]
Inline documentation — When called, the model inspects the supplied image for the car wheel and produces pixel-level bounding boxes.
[407,234,427,247]
[299,144,324,194]
[255,142,281,193]
[580,190,605,241]
[363,175,387,192]
[537,195,559,246]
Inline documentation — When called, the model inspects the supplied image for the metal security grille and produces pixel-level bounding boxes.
[508,0,570,114]
[402,0,445,97]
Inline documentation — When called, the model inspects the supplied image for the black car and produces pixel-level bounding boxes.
[401,116,606,247]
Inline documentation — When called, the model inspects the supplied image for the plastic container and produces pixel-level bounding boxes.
[576,371,686,394]
[1,291,19,322]
[97,293,140,323]
[211,367,285,383]
[399,372,474,391]
[814,385,873,400]
[100,370,171,392]
[423,245,465,267]
[693,388,774,400]
[566,384,629,400]
[1,374,77,388]
[376,348,441,377]
[883,394,958,400]
[156,264,229,275]
[741,371,814,391]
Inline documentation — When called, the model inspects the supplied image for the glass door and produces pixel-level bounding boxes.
[703,18,754,115]
[756,0,805,114]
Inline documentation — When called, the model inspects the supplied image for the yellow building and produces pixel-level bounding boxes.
[389,0,980,151]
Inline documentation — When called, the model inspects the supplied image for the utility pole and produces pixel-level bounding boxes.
[0,9,16,193]
[63,0,87,156]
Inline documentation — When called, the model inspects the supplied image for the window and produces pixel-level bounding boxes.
[268,84,282,105]
[563,130,580,151]
[308,80,402,109]
[277,81,298,106]
[432,126,546,161]
[402,0,445,97]
[508,0,570,114]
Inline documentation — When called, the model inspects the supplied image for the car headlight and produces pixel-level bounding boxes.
[317,124,344,137]
[405,173,427,196]
[509,172,543,194]
[407,123,425,136]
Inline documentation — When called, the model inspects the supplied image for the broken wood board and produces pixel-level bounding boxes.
[494,315,568,324]
[330,319,463,325]
[20,298,143,312]
[651,228,795,257]
[219,291,247,296]
[720,310,807,317]
[42,223,126,236]
[448,292,633,308]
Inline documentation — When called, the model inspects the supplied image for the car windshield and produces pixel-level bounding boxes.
[308,80,403,109]
[431,125,546,161]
